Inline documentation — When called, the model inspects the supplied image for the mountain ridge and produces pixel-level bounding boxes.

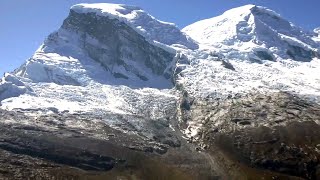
[183,4,320,62]
[1,2,319,139]
[71,3,198,50]
[0,3,320,179]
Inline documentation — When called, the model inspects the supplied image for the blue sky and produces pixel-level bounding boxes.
[1,0,319,75]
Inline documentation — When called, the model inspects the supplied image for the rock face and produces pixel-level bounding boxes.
[0,3,320,180]
[60,10,175,81]
[187,92,320,137]
[70,3,198,50]
[0,109,218,180]
[13,9,176,88]
[182,92,320,179]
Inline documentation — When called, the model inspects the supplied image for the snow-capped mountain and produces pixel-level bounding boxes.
[183,4,320,62]
[177,4,320,100]
[71,3,198,50]
[1,2,320,137]
[0,2,319,133]
[0,4,320,179]
[0,3,184,140]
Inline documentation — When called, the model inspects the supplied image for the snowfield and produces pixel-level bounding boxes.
[182,4,319,62]
[176,49,320,101]
[0,3,319,138]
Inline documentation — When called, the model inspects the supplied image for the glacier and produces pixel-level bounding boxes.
[183,4,320,62]
[0,3,320,146]
[0,4,320,137]
[0,3,320,179]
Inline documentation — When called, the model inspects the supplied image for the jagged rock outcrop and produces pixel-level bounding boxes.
[60,9,175,81]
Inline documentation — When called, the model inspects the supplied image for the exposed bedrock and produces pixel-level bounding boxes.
[181,92,320,179]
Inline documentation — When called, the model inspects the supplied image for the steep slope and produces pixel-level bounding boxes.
[178,4,320,142]
[0,3,185,144]
[0,4,212,178]
[0,3,320,179]
[71,3,198,50]
[15,5,180,88]
[176,4,320,103]
[183,4,320,62]
[175,5,320,179]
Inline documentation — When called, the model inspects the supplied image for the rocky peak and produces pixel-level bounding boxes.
[11,3,190,89]
[71,3,198,49]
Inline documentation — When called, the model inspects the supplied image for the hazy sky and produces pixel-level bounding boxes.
[1,0,319,75]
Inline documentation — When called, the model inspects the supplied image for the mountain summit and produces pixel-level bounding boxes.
[71,3,198,49]
[183,4,320,62]
[0,4,320,179]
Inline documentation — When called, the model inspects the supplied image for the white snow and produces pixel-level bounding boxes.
[71,3,198,49]
[176,49,320,100]
[0,3,320,139]
[182,4,319,61]
[178,5,320,137]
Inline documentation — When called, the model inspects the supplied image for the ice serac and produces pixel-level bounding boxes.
[183,4,320,62]
[0,74,28,102]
